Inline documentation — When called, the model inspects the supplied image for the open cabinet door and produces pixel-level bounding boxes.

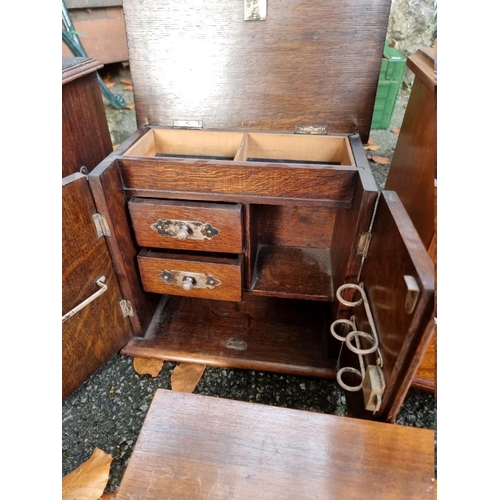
[62,173,134,399]
[341,191,434,422]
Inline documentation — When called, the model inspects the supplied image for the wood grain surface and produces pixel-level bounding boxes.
[116,389,435,499]
[62,174,133,399]
[119,158,357,206]
[357,191,435,421]
[128,198,243,253]
[122,0,391,142]
[89,158,160,334]
[137,250,243,301]
[385,49,437,393]
[121,295,336,378]
[62,57,113,177]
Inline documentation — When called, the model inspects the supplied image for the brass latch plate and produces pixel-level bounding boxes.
[244,0,266,20]
[151,219,220,241]
[158,270,222,290]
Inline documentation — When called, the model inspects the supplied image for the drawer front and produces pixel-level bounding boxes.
[129,198,243,253]
[138,250,243,302]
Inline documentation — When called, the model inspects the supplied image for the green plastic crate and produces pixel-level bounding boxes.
[371,42,406,129]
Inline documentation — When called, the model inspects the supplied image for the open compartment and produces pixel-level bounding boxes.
[123,128,246,160]
[122,128,356,167]
[243,132,355,166]
[247,204,337,301]
[122,294,337,378]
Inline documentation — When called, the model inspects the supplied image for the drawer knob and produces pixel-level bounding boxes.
[159,270,222,290]
[176,226,191,241]
[182,276,196,291]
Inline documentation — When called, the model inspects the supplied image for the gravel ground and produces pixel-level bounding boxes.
[62,65,436,493]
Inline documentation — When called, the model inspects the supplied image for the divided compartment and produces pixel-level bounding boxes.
[243,132,355,166]
[123,129,246,160]
[123,129,356,167]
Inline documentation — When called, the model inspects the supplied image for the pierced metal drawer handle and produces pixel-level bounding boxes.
[62,276,108,323]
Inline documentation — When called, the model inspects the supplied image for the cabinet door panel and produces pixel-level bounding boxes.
[345,191,434,421]
[62,173,134,399]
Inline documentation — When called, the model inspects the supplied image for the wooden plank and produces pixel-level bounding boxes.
[116,389,435,499]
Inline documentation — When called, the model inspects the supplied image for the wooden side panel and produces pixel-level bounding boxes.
[384,54,436,249]
[62,61,113,177]
[123,0,391,142]
[354,191,435,422]
[330,138,379,318]
[62,174,133,399]
[128,198,243,253]
[116,390,435,500]
[88,156,160,334]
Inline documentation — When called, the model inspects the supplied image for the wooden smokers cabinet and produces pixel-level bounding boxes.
[84,0,434,423]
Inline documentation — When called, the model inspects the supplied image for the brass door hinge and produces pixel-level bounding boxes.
[357,232,372,258]
[92,213,111,238]
[120,300,134,317]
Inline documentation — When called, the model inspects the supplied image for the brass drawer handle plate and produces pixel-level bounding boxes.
[62,276,108,323]
[151,219,220,241]
[158,270,222,291]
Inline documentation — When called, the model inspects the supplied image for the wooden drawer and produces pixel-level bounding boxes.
[129,198,243,253]
[138,249,243,301]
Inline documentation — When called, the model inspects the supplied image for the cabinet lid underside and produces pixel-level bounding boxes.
[122,0,392,142]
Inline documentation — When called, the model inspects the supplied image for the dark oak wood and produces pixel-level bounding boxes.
[81,0,435,422]
[349,191,435,422]
[385,48,437,393]
[128,198,243,253]
[116,389,435,500]
[251,245,333,301]
[122,0,391,143]
[118,157,357,207]
[385,49,436,249]
[329,140,379,319]
[122,295,336,378]
[62,57,113,177]
[88,157,160,334]
[62,174,134,399]
[137,250,243,302]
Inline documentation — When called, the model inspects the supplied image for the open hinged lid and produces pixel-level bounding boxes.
[122,0,392,142]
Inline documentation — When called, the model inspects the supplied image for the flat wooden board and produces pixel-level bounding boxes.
[116,389,435,499]
[122,0,391,142]
[121,295,336,378]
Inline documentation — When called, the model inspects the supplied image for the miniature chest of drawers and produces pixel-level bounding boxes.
[70,0,435,422]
